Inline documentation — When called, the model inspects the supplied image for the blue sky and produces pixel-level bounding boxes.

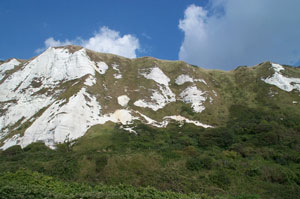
[1,0,300,70]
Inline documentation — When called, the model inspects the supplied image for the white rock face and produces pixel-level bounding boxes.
[163,115,213,128]
[96,62,109,74]
[1,134,20,149]
[112,64,122,79]
[175,74,207,85]
[136,111,212,128]
[179,86,207,113]
[114,74,122,79]
[104,109,137,124]
[84,75,97,86]
[271,63,284,72]
[135,111,168,128]
[118,95,130,107]
[121,126,136,134]
[18,48,96,87]
[0,59,21,81]
[0,47,117,148]
[134,67,176,111]
[0,47,97,101]
[134,89,172,111]
[1,88,102,149]
[0,93,55,136]
[1,86,138,149]
[262,63,300,92]
[175,75,194,85]
[0,49,216,150]
[0,47,102,136]
[141,67,170,86]
[133,86,176,111]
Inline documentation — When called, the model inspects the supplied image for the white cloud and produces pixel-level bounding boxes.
[83,27,139,58]
[36,27,140,58]
[179,1,300,70]
[35,37,73,53]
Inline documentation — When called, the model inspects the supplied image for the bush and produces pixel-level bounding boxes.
[23,142,50,152]
[261,165,297,184]
[0,169,208,199]
[198,128,234,149]
[95,155,108,172]
[209,170,231,189]
[186,156,213,171]
[2,145,23,156]
[245,167,260,177]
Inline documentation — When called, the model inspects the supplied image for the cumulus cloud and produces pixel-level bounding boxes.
[179,1,300,70]
[82,27,139,58]
[36,27,140,58]
[35,37,73,53]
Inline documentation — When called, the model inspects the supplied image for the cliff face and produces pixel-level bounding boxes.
[0,45,299,149]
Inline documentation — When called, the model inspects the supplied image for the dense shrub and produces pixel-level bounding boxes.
[186,156,213,171]
[2,145,23,156]
[23,142,51,152]
[209,170,231,189]
[95,155,108,172]
[0,104,299,198]
[0,169,208,199]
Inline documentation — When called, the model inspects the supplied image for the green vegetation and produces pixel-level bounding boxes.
[1,54,300,198]
[1,104,299,198]
[0,169,206,199]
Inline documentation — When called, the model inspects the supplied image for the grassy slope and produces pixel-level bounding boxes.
[1,50,300,198]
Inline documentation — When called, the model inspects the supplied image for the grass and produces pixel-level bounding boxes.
[73,122,116,153]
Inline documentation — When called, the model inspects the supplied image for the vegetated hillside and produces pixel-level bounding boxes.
[0,45,300,199]
[0,169,206,199]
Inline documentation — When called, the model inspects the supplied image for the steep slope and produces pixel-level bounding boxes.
[0,45,300,150]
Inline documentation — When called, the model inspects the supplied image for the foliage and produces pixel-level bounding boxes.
[186,156,213,171]
[0,104,300,198]
[0,169,209,199]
